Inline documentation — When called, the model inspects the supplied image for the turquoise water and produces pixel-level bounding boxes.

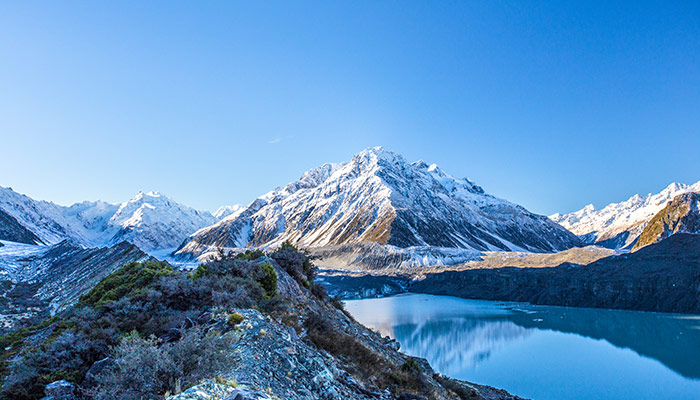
[344,293,700,400]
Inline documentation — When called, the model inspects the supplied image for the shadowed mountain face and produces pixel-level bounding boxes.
[176,147,581,260]
[634,192,700,250]
[411,234,700,314]
[0,209,43,245]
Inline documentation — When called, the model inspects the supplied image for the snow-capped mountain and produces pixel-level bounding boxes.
[213,204,243,219]
[105,191,218,251]
[0,186,94,245]
[550,181,700,249]
[633,192,700,250]
[0,187,219,251]
[176,147,581,260]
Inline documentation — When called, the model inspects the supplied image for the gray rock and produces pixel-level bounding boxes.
[397,394,428,400]
[42,380,76,400]
[84,357,115,384]
[223,388,272,400]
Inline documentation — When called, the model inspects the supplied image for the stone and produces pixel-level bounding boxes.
[84,357,114,383]
[397,393,428,400]
[42,380,76,400]
[223,388,272,400]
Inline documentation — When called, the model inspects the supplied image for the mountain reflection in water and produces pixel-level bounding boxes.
[392,319,530,375]
[346,293,700,400]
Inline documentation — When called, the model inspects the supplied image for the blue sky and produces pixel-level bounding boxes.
[1,1,698,215]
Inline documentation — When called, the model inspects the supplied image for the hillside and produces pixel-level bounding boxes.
[633,192,700,250]
[0,209,43,245]
[0,240,149,331]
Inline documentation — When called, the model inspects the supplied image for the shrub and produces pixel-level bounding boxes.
[227,313,244,326]
[271,250,316,287]
[1,330,99,400]
[189,264,209,280]
[80,261,173,307]
[257,263,278,298]
[304,313,431,396]
[235,249,265,261]
[93,327,235,399]
[278,241,298,252]
[401,358,421,374]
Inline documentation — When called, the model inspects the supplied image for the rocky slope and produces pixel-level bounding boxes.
[550,181,700,249]
[633,192,700,250]
[0,209,43,245]
[0,187,220,252]
[177,147,581,261]
[0,240,149,331]
[410,233,700,314]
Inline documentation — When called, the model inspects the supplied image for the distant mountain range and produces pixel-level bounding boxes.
[550,181,700,249]
[2,147,700,319]
[0,187,238,251]
[175,147,581,261]
[2,148,699,264]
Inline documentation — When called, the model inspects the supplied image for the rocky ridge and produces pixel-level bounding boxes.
[0,240,149,331]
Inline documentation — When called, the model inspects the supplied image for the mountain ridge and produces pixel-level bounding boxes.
[0,187,231,252]
[550,181,700,249]
[176,147,581,260]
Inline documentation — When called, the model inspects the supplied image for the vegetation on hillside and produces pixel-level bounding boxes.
[0,249,289,400]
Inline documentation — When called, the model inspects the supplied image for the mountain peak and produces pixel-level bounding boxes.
[350,146,406,167]
[176,148,580,259]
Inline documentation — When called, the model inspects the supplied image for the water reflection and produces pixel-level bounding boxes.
[345,293,700,399]
[393,319,530,375]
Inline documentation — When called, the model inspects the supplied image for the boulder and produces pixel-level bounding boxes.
[42,380,76,400]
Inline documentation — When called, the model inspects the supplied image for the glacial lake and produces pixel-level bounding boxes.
[344,293,700,400]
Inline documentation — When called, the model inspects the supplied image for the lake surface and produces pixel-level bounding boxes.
[345,293,700,400]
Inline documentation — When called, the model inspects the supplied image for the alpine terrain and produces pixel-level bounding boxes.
[0,187,223,252]
[176,147,581,262]
[633,191,700,250]
[550,181,700,249]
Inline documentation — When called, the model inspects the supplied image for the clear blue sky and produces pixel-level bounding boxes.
[1,1,698,215]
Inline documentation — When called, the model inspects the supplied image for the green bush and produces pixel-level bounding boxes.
[189,264,209,279]
[227,313,244,326]
[257,263,278,298]
[79,261,173,307]
[235,250,265,261]
[401,358,421,374]
[278,241,298,252]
